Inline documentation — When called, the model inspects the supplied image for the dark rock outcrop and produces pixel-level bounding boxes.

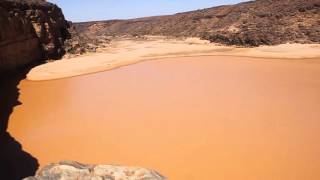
[24,161,167,180]
[0,68,39,180]
[0,1,70,179]
[0,0,70,72]
[74,0,320,46]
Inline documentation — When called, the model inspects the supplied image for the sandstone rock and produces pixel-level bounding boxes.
[0,0,70,72]
[23,161,167,180]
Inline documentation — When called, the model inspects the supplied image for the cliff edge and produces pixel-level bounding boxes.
[0,0,70,72]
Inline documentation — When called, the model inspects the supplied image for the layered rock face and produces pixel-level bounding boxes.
[75,0,320,46]
[24,161,166,180]
[0,0,69,72]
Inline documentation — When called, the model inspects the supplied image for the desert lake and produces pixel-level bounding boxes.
[8,56,320,180]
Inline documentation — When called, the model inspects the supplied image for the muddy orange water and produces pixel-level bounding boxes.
[8,56,320,180]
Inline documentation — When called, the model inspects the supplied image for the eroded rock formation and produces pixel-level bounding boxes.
[0,0,70,72]
[24,161,167,180]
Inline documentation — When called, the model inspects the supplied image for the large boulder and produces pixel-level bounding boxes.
[0,0,70,72]
[24,161,167,180]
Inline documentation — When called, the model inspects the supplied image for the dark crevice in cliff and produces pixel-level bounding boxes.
[0,67,39,180]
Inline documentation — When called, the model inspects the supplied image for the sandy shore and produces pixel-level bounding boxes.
[27,36,320,81]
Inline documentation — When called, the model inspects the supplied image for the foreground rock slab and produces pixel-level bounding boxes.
[24,161,166,180]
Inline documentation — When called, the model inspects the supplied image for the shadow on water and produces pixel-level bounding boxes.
[0,67,39,180]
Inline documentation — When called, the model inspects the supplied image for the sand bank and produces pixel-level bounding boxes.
[27,37,320,81]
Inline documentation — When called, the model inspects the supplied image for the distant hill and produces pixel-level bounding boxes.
[73,0,320,46]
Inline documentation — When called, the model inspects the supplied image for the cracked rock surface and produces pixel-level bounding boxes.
[24,161,167,180]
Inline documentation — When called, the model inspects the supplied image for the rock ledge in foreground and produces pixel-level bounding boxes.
[24,161,166,180]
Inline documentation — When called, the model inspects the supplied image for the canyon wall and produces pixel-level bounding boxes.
[75,0,320,46]
[0,0,69,72]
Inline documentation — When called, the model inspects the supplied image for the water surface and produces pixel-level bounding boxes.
[8,56,320,180]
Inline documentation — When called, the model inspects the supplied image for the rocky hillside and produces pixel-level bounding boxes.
[63,22,110,57]
[0,0,70,72]
[75,0,320,46]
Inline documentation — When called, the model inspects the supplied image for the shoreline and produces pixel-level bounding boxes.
[27,37,320,81]
[26,55,320,82]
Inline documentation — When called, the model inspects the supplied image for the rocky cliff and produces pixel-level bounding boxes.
[0,0,70,72]
[75,0,320,46]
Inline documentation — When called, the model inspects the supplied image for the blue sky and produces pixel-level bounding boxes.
[48,0,249,22]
